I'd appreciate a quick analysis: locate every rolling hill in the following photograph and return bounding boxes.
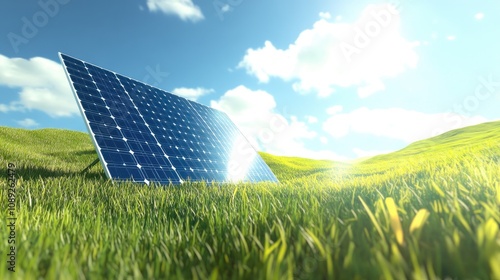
[364,120,500,163]
[2,120,498,182]
[0,121,499,279]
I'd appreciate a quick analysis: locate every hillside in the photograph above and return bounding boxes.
[0,122,499,279]
[263,121,500,181]
[0,126,103,180]
[364,120,500,163]
[1,121,499,182]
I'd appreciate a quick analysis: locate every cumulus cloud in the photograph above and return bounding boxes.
[319,12,331,20]
[171,87,213,101]
[306,116,318,123]
[17,118,39,127]
[323,107,488,143]
[238,4,419,98]
[0,54,78,117]
[326,105,343,115]
[146,0,204,22]
[211,85,343,160]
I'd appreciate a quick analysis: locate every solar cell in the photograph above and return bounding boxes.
[59,53,278,185]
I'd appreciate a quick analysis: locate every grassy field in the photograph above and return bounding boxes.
[0,121,500,279]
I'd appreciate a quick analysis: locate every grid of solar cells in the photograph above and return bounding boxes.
[60,53,278,184]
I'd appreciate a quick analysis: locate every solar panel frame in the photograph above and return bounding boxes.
[59,53,278,185]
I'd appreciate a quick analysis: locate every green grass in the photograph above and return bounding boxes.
[0,122,499,279]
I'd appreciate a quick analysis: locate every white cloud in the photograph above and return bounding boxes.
[447,35,456,41]
[475,12,484,20]
[306,115,318,123]
[17,118,39,127]
[358,79,385,98]
[171,87,213,101]
[326,105,343,115]
[221,4,231,13]
[0,54,78,117]
[319,12,331,20]
[0,102,24,113]
[295,149,345,161]
[210,85,344,160]
[335,15,343,21]
[323,107,488,143]
[352,148,389,158]
[238,4,419,98]
[146,0,204,22]
[320,136,328,144]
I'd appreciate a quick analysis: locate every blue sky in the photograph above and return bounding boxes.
[1,0,500,160]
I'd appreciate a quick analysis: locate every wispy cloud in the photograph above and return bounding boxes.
[475,12,484,21]
[17,118,39,127]
[0,102,24,113]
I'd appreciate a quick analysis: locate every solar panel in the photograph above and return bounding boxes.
[59,53,278,185]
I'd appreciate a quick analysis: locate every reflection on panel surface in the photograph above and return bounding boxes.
[60,53,278,185]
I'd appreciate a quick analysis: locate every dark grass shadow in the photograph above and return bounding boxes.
[73,150,98,156]
[13,165,106,181]
[45,149,98,159]
[17,149,105,181]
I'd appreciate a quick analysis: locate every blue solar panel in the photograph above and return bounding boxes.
[59,53,278,185]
